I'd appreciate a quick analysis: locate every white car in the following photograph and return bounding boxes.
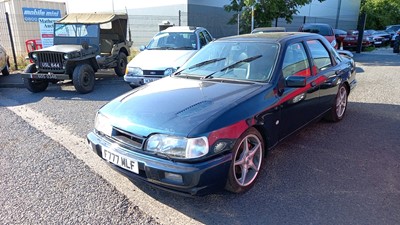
[124,26,213,88]
[0,44,10,76]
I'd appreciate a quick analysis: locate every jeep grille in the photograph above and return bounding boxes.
[36,52,64,72]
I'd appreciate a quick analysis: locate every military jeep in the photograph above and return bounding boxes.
[21,13,132,94]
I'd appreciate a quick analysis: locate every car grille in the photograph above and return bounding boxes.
[112,127,145,150]
[36,52,64,72]
[143,70,164,76]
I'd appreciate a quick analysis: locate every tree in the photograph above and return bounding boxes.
[360,0,400,29]
[224,0,325,34]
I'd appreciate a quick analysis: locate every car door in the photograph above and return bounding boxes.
[305,39,341,114]
[278,41,321,140]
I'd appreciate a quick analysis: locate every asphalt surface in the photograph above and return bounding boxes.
[0,48,399,224]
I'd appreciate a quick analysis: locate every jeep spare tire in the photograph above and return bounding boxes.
[73,64,95,94]
[114,52,127,77]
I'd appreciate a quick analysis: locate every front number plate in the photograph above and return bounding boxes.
[143,78,158,84]
[102,148,139,174]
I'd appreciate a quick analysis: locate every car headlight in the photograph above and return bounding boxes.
[63,53,69,60]
[125,67,143,76]
[145,134,208,159]
[94,112,113,136]
[31,53,37,60]
[164,67,176,76]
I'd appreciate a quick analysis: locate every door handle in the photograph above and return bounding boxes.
[310,81,317,87]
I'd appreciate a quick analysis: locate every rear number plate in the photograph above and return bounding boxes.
[102,148,139,174]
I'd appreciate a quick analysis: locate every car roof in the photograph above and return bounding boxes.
[163,26,203,33]
[251,27,286,33]
[216,32,322,43]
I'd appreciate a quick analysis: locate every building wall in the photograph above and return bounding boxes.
[0,0,66,59]
[187,3,236,38]
[283,0,361,31]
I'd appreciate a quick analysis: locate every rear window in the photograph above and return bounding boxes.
[301,24,334,36]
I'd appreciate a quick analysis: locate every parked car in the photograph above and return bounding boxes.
[124,26,213,88]
[385,24,400,38]
[0,44,10,76]
[343,30,374,49]
[87,32,357,195]
[21,13,132,94]
[298,23,337,48]
[370,30,391,45]
[333,29,347,48]
[390,28,400,47]
[251,27,286,33]
[364,30,385,47]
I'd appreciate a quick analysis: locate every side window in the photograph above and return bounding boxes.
[282,43,310,78]
[199,32,207,48]
[306,40,332,72]
[203,31,213,43]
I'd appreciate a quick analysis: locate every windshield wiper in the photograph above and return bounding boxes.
[203,54,262,79]
[175,58,225,75]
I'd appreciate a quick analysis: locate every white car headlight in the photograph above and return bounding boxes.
[94,113,113,136]
[125,67,143,76]
[31,53,38,60]
[145,134,208,159]
[164,67,176,76]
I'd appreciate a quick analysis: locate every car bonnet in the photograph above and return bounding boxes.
[100,76,263,137]
[127,50,197,70]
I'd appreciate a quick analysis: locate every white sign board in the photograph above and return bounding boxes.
[39,18,60,48]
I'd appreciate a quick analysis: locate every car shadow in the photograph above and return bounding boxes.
[0,75,132,107]
[127,101,400,225]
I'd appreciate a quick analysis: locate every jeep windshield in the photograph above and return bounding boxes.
[147,32,197,50]
[55,24,99,37]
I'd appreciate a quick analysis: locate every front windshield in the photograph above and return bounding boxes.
[176,41,279,82]
[55,24,99,37]
[147,32,197,50]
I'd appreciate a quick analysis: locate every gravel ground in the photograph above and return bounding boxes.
[0,107,160,225]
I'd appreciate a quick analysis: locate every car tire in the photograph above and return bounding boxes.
[324,84,348,122]
[23,64,49,93]
[73,64,95,94]
[225,127,264,194]
[1,66,9,76]
[114,52,127,77]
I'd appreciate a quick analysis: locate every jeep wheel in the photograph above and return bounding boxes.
[73,64,95,94]
[114,52,127,77]
[23,64,48,93]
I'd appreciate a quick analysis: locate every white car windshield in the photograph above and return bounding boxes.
[147,32,197,50]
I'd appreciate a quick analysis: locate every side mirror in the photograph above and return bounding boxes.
[285,76,306,87]
[139,45,146,51]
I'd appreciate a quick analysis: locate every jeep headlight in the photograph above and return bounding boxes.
[94,112,113,137]
[164,67,176,76]
[63,53,69,60]
[125,67,143,76]
[145,134,208,159]
[31,53,38,60]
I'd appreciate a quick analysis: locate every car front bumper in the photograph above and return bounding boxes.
[87,131,232,196]
[124,75,161,87]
